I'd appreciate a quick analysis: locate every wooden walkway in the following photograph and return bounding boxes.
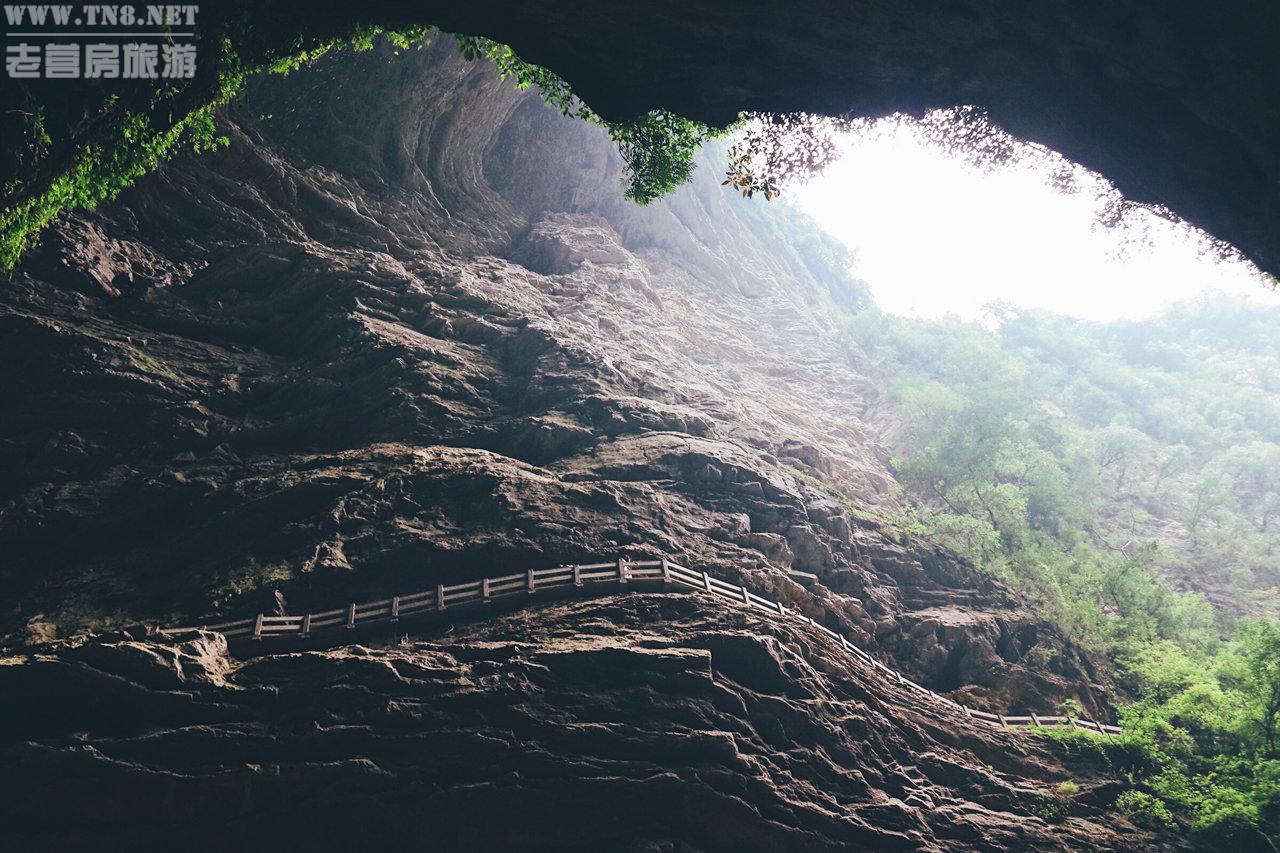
[161,557,1122,736]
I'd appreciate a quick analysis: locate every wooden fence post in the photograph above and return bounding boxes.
[301,613,312,638]
[252,613,264,640]
[437,584,446,611]
[740,585,751,606]
[390,596,400,620]
[618,558,629,584]
[776,600,786,617]
[998,714,1009,729]
[573,564,582,587]
[482,577,491,604]
[527,569,536,593]
[1031,713,1041,727]
[702,571,713,593]
[661,558,670,585]
[346,603,356,628]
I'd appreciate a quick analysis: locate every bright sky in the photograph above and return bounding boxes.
[788,117,1279,322]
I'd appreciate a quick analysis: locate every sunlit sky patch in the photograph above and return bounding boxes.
[786,115,1279,322]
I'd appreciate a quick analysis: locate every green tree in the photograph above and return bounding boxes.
[1240,621,1280,757]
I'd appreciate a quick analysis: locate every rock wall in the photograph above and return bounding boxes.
[0,36,1184,853]
[1,39,1110,716]
[1,596,1175,850]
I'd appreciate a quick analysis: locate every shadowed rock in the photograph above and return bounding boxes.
[0,596,1176,850]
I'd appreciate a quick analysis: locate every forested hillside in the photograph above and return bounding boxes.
[849,293,1280,844]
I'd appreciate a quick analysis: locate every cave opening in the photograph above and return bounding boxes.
[3,11,1280,851]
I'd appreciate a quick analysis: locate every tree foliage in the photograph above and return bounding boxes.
[722,113,849,199]
[1,25,433,272]
[851,295,1280,846]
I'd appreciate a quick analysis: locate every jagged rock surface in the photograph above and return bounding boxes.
[1,41,1107,716]
[1,595,1174,850]
[0,41,1169,850]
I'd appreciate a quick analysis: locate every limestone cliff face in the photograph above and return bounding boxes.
[0,41,1159,849]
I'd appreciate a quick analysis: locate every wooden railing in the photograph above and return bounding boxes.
[160,557,1122,736]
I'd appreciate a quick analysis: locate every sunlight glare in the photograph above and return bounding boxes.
[788,117,1277,321]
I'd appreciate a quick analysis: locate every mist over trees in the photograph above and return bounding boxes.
[853,295,1280,623]
[849,293,1280,844]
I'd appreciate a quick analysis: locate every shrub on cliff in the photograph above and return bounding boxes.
[456,35,722,204]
